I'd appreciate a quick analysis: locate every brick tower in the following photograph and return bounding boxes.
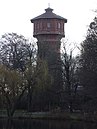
[31,7,67,92]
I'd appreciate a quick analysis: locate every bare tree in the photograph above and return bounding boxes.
[0,33,37,113]
[0,33,32,71]
[61,41,79,112]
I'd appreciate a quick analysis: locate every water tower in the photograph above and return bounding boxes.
[31,7,67,91]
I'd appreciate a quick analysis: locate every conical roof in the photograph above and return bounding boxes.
[31,7,67,23]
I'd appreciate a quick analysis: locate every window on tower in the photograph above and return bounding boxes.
[37,23,39,30]
[47,23,50,28]
[58,23,61,29]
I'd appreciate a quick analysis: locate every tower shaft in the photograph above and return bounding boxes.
[31,7,67,92]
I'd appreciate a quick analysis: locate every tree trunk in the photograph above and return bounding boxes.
[27,81,32,112]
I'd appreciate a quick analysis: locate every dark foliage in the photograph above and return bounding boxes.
[79,17,97,112]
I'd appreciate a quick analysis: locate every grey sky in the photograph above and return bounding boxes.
[0,0,97,43]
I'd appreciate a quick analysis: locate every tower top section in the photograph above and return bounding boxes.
[31,7,67,37]
[31,7,67,23]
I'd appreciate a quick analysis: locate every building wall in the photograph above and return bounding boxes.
[33,19,65,37]
[32,18,65,92]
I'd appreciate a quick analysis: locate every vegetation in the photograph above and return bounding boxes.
[78,17,97,112]
[0,65,26,118]
[0,15,97,120]
[61,43,80,112]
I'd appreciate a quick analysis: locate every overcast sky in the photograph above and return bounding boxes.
[0,0,97,44]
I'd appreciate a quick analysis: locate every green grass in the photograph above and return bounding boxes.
[0,110,97,122]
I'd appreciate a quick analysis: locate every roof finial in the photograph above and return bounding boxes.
[48,3,50,8]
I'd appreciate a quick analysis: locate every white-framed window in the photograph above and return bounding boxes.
[58,23,61,29]
[47,23,50,28]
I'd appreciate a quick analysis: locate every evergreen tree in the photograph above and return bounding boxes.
[79,17,97,112]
